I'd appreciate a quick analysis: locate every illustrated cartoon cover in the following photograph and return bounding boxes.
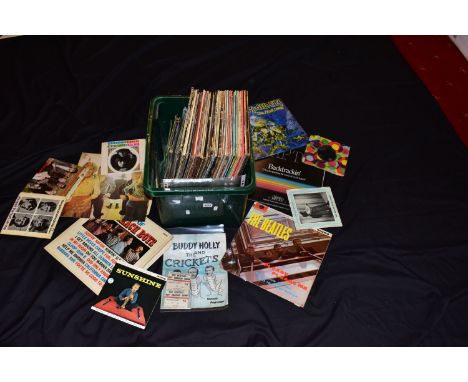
[250,148,325,214]
[249,99,308,160]
[44,217,173,294]
[160,233,228,311]
[221,202,332,308]
[91,261,166,329]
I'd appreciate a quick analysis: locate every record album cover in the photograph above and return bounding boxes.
[91,261,166,329]
[44,217,173,294]
[249,99,308,160]
[160,233,228,311]
[222,202,332,308]
[101,139,146,175]
[250,148,325,214]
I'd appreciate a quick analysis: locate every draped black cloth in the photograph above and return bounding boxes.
[1,36,467,346]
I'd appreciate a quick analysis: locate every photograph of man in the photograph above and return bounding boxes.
[292,238,314,257]
[103,228,125,247]
[94,221,116,242]
[26,180,56,195]
[203,265,223,296]
[28,216,51,232]
[300,201,332,219]
[188,267,202,297]
[116,283,140,310]
[123,245,144,265]
[18,198,37,212]
[121,172,147,221]
[109,235,133,256]
[38,201,57,214]
[8,214,31,231]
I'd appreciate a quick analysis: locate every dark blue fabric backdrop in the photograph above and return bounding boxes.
[1,36,467,346]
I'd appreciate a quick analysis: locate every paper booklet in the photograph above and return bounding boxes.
[221,202,332,308]
[160,233,228,311]
[1,193,65,239]
[91,261,166,329]
[62,152,151,221]
[44,218,173,294]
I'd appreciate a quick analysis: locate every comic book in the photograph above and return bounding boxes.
[221,202,332,308]
[91,261,166,329]
[44,217,173,294]
[160,233,228,311]
[249,99,308,160]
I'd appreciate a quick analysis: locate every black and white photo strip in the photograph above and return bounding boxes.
[101,139,145,175]
[286,187,342,229]
[1,193,65,239]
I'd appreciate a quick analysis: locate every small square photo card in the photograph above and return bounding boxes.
[286,187,342,229]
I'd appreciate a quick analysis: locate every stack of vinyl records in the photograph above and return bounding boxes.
[163,88,250,181]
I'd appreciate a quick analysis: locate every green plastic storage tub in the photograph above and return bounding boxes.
[144,96,256,227]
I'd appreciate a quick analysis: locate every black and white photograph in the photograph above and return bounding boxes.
[1,193,65,239]
[287,187,342,229]
[28,215,52,233]
[108,147,139,173]
[37,200,58,215]
[7,213,33,232]
[101,139,145,175]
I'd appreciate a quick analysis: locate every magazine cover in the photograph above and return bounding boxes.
[1,193,65,239]
[23,158,86,198]
[101,139,146,175]
[62,152,101,218]
[91,261,166,329]
[44,217,173,294]
[249,99,308,160]
[250,148,325,214]
[160,233,228,311]
[221,202,332,308]
[64,152,151,221]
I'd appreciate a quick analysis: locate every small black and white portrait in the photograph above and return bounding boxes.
[287,187,342,229]
[17,198,38,213]
[108,148,138,173]
[8,213,32,231]
[28,216,52,233]
[38,200,58,214]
